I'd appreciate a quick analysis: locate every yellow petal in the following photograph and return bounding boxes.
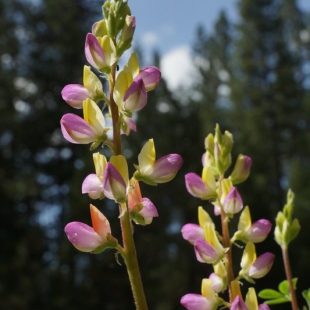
[83,65,103,96]
[124,52,140,78]
[99,35,117,67]
[93,152,107,181]
[220,178,233,204]
[201,166,216,193]
[114,70,133,108]
[201,279,217,304]
[245,288,259,310]
[138,139,156,173]
[83,98,105,136]
[198,206,214,228]
[110,155,129,185]
[238,206,252,231]
[204,223,224,255]
[240,242,256,270]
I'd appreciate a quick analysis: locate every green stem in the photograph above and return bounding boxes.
[220,211,235,302]
[120,204,148,310]
[218,177,238,302]
[108,63,148,309]
[282,246,299,310]
[109,64,121,156]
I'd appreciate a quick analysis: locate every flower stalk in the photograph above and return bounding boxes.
[282,246,298,310]
[120,203,148,310]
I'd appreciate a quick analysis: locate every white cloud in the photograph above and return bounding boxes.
[160,45,197,91]
[141,31,159,47]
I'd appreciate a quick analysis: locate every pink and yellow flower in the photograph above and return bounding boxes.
[64,204,115,253]
[133,139,183,185]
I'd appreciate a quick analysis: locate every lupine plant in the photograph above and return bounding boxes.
[58,1,309,309]
[181,126,310,310]
[60,1,182,309]
[181,124,274,310]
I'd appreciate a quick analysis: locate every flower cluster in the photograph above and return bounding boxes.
[181,124,273,310]
[60,0,183,262]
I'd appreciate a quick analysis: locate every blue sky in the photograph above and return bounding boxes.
[130,0,237,57]
[128,0,310,91]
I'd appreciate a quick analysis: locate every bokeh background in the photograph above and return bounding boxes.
[1,0,310,309]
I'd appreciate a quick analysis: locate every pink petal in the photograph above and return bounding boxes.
[181,224,205,243]
[231,296,248,310]
[249,253,275,278]
[139,66,161,91]
[64,222,103,252]
[85,33,106,70]
[223,186,243,214]
[185,173,208,199]
[139,197,158,224]
[209,273,224,293]
[60,113,97,144]
[248,219,272,242]
[150,154,183,183]
[194,239,218,264]
[61,84,90,109]
[82,174,103,199]
[180,294,210,310]
[123,76,147,112]
[103,163,127,202]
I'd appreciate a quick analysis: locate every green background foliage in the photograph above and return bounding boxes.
[0,0,309,309]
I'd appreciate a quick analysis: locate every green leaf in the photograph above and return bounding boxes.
[259,289,284,299]
[278,278,298,295]
[279,280,290,295]
[302,288,310,309]
[264,297,291,305]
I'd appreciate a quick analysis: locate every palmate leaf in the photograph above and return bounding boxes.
[278,278,298,295]
[302,288,310,309]
[259,289,284,299]
[264,297,291,305]
[259,278,299,305]
[259,288,290,305]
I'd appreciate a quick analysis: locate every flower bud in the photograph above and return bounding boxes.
[117,15,136,55]
[230,154,252,185]
[275,189,300,247]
